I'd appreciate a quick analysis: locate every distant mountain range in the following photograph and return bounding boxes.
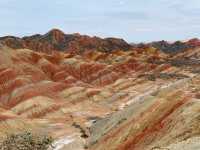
[0,29,131,54]
[1,29,200,54]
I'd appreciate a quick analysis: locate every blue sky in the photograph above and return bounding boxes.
[0,0,200,42]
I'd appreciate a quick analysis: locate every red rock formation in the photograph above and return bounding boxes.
[0,33,200,150]
[0,29,132,54]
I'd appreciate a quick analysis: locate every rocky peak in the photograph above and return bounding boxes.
[43,28,66,43]
[187,38,200,47]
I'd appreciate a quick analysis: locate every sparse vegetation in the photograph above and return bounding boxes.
[72,123,89,138]
[0,131,54,150]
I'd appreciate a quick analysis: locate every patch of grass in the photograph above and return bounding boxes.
[0,131,53,150]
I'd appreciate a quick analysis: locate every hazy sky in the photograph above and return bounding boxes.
[0,0,200,42]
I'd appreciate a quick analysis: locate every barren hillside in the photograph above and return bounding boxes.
[0,30,200,150]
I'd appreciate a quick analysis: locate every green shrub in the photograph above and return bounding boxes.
[0,131,53,150]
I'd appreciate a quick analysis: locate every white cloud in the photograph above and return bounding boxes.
[119,1,125,5]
